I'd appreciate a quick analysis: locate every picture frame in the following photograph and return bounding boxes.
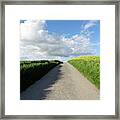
[0,0,119,119]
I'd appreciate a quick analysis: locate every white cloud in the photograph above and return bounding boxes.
[83,20,97,30]
[20,20,97,61]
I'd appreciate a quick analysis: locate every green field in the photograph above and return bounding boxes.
[68,56,100,89]
[20,60,62,92]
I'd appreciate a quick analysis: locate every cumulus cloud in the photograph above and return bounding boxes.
[20,20,98,61]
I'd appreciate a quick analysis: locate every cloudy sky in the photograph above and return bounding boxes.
[20,20,100,61]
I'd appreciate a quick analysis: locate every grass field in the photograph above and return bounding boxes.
[20,60,62,92]
[68,56,100,89]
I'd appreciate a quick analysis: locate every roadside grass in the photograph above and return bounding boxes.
[20,60,62,92]
[68,56,100,89]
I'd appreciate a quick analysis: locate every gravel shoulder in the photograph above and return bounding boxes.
[21,62,99,100]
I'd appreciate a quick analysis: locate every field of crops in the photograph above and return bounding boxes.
[20,60,62,92]
[68,56,100,89]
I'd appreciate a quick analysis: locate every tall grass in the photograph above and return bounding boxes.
[68,56,100,89]
[20,60,62,92]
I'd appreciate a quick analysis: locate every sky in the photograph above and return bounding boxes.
[20,20,100,61]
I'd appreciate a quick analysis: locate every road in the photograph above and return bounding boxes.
[21,62,99,100]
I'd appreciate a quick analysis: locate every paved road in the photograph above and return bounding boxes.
[21,62,99,100]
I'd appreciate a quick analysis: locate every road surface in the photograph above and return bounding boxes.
[21,62,99,100]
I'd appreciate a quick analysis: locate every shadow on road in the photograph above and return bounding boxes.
[20,64,63,100]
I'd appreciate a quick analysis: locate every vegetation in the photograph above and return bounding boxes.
[20,60,62,92]
[68,56,100,89]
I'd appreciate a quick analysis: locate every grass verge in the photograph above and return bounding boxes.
[68,56,100,89]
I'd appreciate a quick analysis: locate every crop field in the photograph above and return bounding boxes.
[20,60,62,92]
[68,56,100,89]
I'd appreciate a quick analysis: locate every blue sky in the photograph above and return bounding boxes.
[20,20,100,61]
[46,20,100,55]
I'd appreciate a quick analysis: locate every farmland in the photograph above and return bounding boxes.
[20,60,63,92]
[68,56,100,89]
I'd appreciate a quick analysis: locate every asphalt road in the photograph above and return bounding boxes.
[21,62,99,100]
